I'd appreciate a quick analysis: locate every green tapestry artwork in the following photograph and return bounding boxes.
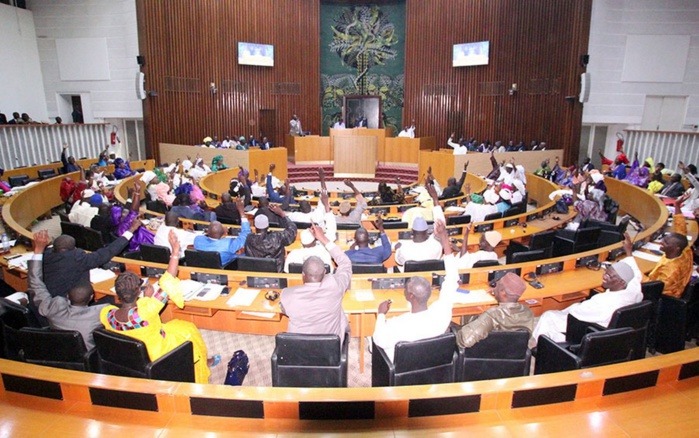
[320,1,406,135]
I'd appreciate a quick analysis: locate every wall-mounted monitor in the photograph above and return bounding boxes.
[238,42,274,67]
[453,41,490,67]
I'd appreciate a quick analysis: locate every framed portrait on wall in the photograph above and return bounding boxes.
[343,96,382,129]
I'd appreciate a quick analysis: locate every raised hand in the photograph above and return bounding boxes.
[33,230,51,254]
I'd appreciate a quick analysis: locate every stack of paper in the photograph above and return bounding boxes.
[226,288,261,307]
[90,268,117,284]
[7,254,32,271]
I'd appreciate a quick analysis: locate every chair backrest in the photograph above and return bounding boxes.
[446,215,471,226]
[403,259,445,273]
[578,327,636,368]
[472,259,500,268]
[382,221,409,230]
[8,175,29,187]
[336,222,360,230]
[184,249,223,269]
[272,332,348,387]
[82,227,105,251]
[237,256,278,273]
[146,200,168,214]
[141,244,172,264]
[288,263,330,274]
[38,168,57,180]
[597,230,623,247]
[608,300,654,330]
[642,281,665,302]
[574,227,602,250]
[391,332,457,386]
[351,263,386,274]
[529,230,556,250]
[0,298,42,360]
[503,203,526,218]
[92,328,152,378]
[18,327,91,371]
[483,211,503,221]
[457,330,531,382]
[509,248,547,264]
[60,221,87,249]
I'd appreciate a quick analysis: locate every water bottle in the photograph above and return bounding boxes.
[2,233,9,253]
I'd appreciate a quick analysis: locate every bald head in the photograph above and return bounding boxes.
[207,221,225,239]
[53,235,75,252]
[221,192,232,203]
[164,211,179,227]
[302,256,326,283]
[405,276,432,309]
[68,282,94,306]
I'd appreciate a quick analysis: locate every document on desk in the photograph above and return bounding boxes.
[226,288,260,307]
[90,268,117,284]
[7,253,32,271]
[354,290,375,302]
[452,289,494,304]
[642,242,662,252]
[180,280,225,301]
[633,250,662,263]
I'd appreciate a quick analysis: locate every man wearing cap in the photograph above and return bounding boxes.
[373,219,459,362]
[394,184,446,271]
[68,189,100,226]
[193,201,250,266]
[284,229,334,273]
[345,216,392,265]
[456,225,501,269]
[531,254,642,346]
[456,272,533,348]
[280,224,351,340]
[336,179,368,225]
[245,204,297,272]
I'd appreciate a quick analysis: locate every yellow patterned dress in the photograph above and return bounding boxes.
[100,272,210,383]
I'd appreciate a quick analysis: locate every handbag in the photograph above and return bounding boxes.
[223,350,249,386]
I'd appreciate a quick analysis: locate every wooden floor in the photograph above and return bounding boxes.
[1,376,697,436]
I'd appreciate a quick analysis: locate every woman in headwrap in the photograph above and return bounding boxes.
[624,152,652,188]
[113,158,135,179]
[211,155,227,172]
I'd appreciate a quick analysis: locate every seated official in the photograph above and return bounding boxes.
[284,229,334,273]
[456,225,501,269]
[455,273,533,348]
[372,219,458,362]
[30,231,106,350]
[43,220,141,298]
[113,157,136,179]
[154,211,197,258]
[646,197,693,297]
[100,231,219,384]
[532,248,642,346]
[280,224,352,340]
[193,201,250,266]
[394,184,445,271]
[245,204,297,272]
[345,216,391,265]
[657,173,685,199]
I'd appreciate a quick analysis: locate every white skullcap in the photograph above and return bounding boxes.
[181,159,193,170]
[610,261,634,284]
[82,189,95,198]
[300,229,315,246]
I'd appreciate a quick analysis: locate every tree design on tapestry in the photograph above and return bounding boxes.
[329,5,398,92]
[322,4,404,133]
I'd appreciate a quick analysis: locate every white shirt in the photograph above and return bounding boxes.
[332,122,346,129]
[284,243,334,273]
[398,129,411,138]
[448,138,467,155]
[372,254,460,362]
[153,225,198,258]
[69,201,98,227]
[456,250,498,269]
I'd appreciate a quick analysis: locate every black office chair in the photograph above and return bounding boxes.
[534,327,636,375]
[403,259,445,273]
[446,215,471,226]
[37,168,57,180]
[483,211,503,222]
[351,263,386,274]
[641,281,664,353]
[146,200,168,214]
[60,221,87,250]
[503,202,526,218]
[382,221,409,230]
[336,223,361,230]
[566,300,654,360]
[0,298,43,360]
[18,327,98,372]
[292,221,312,229]
[8,175,29,187]
[92,328,195,382]
[140,244,172,264]
[288,263,330,274]
[552,226,602,257]
[450,328,532,381]
[237,256,278,273]
[372,332,458,387]
[184,249,237,270]
[271,332,349,387]
[655,280,699,353]
[505,229,556,263]
[508,248,548,265]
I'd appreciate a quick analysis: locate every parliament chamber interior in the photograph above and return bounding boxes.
[0,0,698,435]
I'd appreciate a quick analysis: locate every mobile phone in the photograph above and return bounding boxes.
[221,287,230,295]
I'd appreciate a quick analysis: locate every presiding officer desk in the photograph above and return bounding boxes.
[1,155,698,431]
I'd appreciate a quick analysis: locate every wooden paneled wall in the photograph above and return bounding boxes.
[136,0,321,162]
[137,0,591,165]
[404,0,592,165]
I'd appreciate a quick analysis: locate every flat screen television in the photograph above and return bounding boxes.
[238,42,274,67]
[453,41,490,67]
